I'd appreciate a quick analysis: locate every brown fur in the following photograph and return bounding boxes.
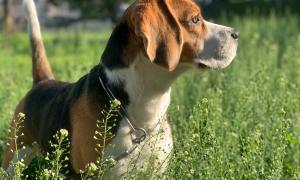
[112,0,207,70]
[30,37,55,84]
[70,92,114,172]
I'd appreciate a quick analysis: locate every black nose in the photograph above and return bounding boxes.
[231,30,239,40]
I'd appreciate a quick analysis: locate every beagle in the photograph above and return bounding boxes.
[2,0,238,179]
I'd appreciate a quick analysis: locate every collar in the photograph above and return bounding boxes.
[98,75,148,143]
[98,73,161,161]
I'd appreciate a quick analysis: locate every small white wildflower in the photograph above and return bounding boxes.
[192,133,199,138]
[43,169,50,176]
[89,163,98,172]
[281,108,286,115]
[17,161,25,167]
[59,129,69,137]
[111,99,121,108]
[202,98,208,103]
[18,113,25,118]
[106,157,116,166]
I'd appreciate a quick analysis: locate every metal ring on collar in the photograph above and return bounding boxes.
[132,128,148,144]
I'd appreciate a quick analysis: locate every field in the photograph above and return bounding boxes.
[0,14,300,179]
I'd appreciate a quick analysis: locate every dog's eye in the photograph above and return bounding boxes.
[191,16,201,24]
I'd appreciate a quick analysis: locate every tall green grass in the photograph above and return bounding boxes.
[168,14,300,179]
[0,13,300,179]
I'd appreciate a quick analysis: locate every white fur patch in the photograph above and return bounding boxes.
[23,0,42,38]
[196,21,238,69]
[102,55,188,179]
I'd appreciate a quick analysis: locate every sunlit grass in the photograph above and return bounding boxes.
[0,14,299,179]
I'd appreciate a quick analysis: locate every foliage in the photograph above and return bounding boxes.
[64,0,134,21]
[0,12,300,179]
[167,13,300,179]
[202,0,300,18]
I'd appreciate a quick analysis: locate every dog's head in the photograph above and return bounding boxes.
[121,0,238,71]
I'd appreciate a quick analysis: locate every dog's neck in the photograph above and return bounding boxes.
[102,54,189,130]
[98,21,191,130]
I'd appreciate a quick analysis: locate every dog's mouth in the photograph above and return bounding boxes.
[194,43,238,70]
[197,62,211,69]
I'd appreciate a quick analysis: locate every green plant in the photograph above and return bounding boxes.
[0,12,300,179]
[81,99,120,179]
[7,113,27,180]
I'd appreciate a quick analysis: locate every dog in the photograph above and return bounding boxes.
[2,0,238,178]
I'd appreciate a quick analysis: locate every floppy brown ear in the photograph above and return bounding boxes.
[133,0,183,71]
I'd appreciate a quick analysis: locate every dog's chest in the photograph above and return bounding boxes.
[102,60,176,179]
[102,91,173,179]
[104,117,173,179]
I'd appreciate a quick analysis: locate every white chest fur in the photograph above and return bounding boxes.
[105,117,173,179]
[102,55,184,179]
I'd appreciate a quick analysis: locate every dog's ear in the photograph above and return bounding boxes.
[133,0,183,71]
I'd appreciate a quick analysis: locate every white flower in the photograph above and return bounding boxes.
[18,113,25,118]
[111,99,121,108]
[59,129,69,138]
[89,163,98,172]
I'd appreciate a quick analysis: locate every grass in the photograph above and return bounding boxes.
[0,13,300,179]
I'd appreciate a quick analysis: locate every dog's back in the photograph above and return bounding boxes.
[24,81,75,151]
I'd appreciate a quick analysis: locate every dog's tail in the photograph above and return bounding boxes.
[23,0,55,85]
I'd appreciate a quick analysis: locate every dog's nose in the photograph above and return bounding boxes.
[231,30,239,40]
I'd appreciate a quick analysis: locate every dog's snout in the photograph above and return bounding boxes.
[231,29,239,40]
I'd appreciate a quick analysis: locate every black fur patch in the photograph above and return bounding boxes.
[101,22,130,69]
[24,77,86,152]
[88,65,129,134]
[24,65,129,153]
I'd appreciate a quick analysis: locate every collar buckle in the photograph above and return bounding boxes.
[131,128,148,144]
